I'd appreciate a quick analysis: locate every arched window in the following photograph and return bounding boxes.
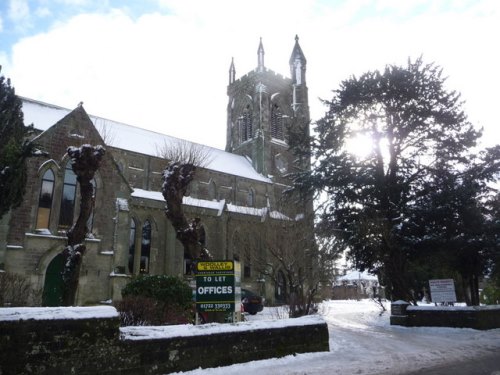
[275,270,287,303]
[36,169,55,230]
[58,163,77,229]
[128,218,136,274]
[86,178,97,233]
[247,189,254,207]
[208,180,217,201]
[140,220,152,274]
[240,105,253,142]
[271,104,284,140]
[244,249,251,279]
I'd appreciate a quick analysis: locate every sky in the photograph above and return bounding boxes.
[1,0,499,150]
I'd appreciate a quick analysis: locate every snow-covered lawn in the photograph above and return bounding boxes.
[172,299,500,375]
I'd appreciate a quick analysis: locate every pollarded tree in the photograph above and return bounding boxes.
[61,144,105,306]
[291,57,492,302]
[160,140,212,265]
[0,67,37,219]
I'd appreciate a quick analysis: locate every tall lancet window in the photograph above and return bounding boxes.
[128,218,136,274]
[140,220,152,274]
[58,162,77,229]
[86,178,97,232]
[271,104,285,141]
[36,169,55,230]
[240,105,253,142]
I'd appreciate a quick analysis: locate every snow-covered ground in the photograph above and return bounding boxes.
[172,299,500,375]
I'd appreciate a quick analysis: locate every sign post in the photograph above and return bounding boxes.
[429,279,457,305]
[195,260,239,314]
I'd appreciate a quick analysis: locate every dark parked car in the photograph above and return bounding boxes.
[241,288,264,315]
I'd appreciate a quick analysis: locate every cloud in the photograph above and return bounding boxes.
[8,0,30,21]
[4,0,500,150]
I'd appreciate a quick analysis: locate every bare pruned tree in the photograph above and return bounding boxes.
[156,138,213,168]
[160,139,213,269]
[94,118,117,147]
[61,144,105,306]
[254,213,337,317]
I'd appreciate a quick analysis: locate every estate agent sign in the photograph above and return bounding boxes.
[195,260,241,313]
[429,279,457,304]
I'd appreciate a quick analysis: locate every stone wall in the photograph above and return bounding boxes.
[0,306,329,375]
[390,302,500,330]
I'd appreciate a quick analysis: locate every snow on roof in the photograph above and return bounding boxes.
[116,198,129,212]
[270,210,291,220]
[21,97,271,183]
[338,270,378,282]
[0,306,118,321]
[132,188,225,213]
[226,203,267,217]
[132,189,293,220]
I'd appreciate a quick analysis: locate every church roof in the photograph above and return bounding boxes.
[21,97,271,183]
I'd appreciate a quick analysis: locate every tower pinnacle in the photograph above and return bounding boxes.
[257,37,265,72]
[289,34,307,85]
[229,57,236,84]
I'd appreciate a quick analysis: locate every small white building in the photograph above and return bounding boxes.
[333,270,380,299]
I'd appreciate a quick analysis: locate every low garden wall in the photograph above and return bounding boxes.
[0,306,329,375]
[390,301,500,330]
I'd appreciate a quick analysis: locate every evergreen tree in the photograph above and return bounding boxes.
[406,147,500,305]
[0,67,35,219]
[291,57,498,302]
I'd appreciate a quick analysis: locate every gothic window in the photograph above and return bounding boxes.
[240,105,253,142]
[86,179,97,233]
[140,220,152,274]
[36,169,55,230]
[244,250,251,279]
[198,221,206,248]
[208,180,217,201]
[247,189,254,207]
[275,270,287,303]
[58,162,77,229]
[128,219,136,273]
[271,104,284,141]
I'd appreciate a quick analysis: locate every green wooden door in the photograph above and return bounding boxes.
[42,253,64,306]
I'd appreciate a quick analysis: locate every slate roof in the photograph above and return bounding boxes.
[21,97,271,183]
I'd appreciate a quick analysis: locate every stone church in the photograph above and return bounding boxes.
[0,36,312,306]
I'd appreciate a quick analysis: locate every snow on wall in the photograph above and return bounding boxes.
[0,306,118,321]
[121,315,326,340]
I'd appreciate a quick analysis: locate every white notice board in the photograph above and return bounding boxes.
[429,279,457,303]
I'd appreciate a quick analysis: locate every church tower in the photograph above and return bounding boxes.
[226,36,309,184]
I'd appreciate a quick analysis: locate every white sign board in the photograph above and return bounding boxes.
[429,279,457,303]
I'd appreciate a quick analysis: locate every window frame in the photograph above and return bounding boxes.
[35,169,56,231]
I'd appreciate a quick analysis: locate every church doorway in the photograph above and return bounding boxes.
[42,253,64,306]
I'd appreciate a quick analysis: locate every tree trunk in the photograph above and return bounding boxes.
[162,162,208,262]
[61,145,105,306]
[385,253,415,304]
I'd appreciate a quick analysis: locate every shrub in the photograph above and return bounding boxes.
[116,295,192,326]
[0,271,42,306]
[117,275,193,326]
[480,285,500,305]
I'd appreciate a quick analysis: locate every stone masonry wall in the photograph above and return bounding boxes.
[390,303,500,330]
[0,307,329,375]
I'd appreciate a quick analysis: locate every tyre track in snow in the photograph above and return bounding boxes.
[323,300,500,374]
